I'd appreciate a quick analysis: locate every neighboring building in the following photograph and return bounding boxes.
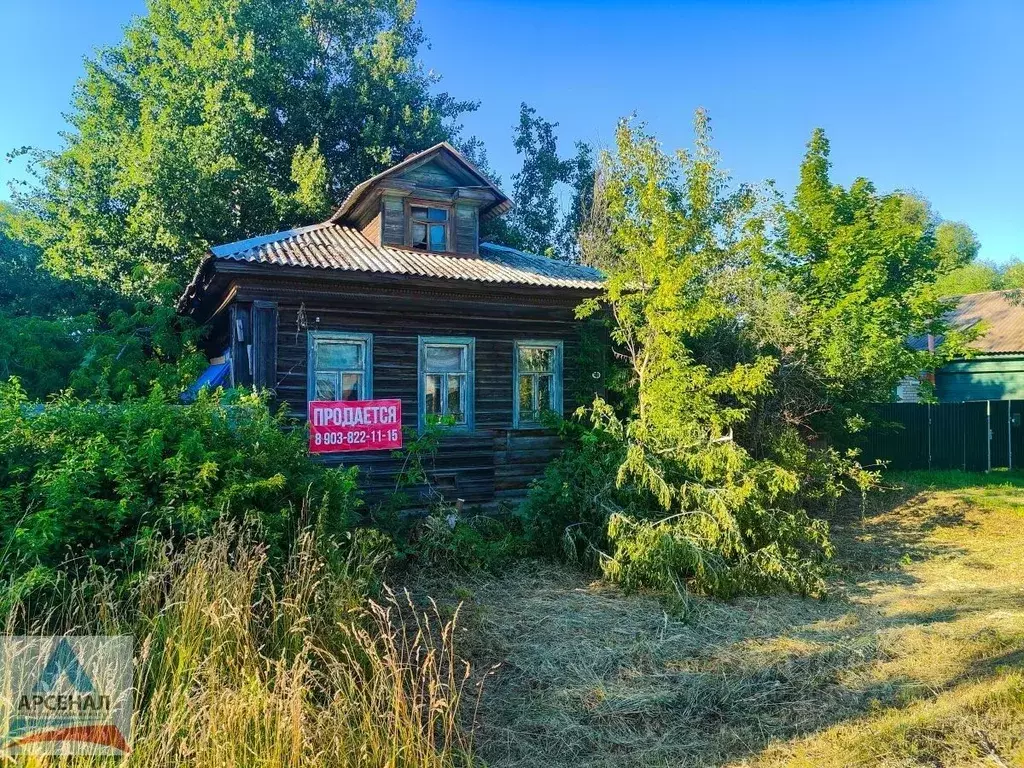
[178,143,604,507]
[894,375,923,403]
[901,290,1024,403]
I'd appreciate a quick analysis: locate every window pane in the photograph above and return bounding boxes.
[424,374,442,415]
[315,372,338,400]
[412,222,427,249]
[428,208,448,221]
[425,344,465,372]
[518,346,553,373]
[429,223,446,251]
[411,206,428,219]
[319,341,362,370]
[341,373,361,401]
[519,375,534,417]
[447,375,464,423]
[538,375,552,413]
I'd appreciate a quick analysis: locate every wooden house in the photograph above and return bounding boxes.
[178,143,604,507]
[900,290,1024,402]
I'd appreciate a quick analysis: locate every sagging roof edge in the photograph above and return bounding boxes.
[178,254,604,319]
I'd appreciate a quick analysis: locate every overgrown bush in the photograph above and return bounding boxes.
[520,409,835,599]
[414,509,527,574]
[0,379,362,595]
[521,114,851,599]
[367,418,527,575]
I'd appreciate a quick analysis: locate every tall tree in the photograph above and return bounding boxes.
[931,261,1001,297]
[505,104,571,255]
[15,0,476,299]
[526,113,981,597]
[558,111,833,597]
[0,202,204,401]
[732,128,980,461]
[557,141,596,263]
[483,103,593,260]
[931,257,1024,297]
[780,128,978,407]
[0,203,67,317]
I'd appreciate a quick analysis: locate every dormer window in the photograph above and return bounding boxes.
[410,206,448,252]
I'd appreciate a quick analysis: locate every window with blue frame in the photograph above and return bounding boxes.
[410,205,449,252]
[308,331,373,402]
[419,336,474,431]
[514,340,563,427]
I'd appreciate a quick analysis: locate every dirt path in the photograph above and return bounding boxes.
[424,473,1024,767]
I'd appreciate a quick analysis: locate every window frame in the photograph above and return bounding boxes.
[513,340,563,428]
[418,335,475,433]
[307,331,374,403]
[406,201,452,253]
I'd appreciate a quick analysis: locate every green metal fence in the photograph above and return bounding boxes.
[862,401,1024,472]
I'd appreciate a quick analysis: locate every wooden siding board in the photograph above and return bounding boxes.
[398,160,461,189]
[269,286,583,504]
[455,203,478,255]
[382,197,405,246]
[936,355,1024,401]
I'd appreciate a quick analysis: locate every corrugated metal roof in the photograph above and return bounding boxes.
[206,222,604,291]
[911,290,1024,355]
[949,290,1024,354]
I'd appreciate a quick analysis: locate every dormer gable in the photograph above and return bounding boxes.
[331,142,511,257]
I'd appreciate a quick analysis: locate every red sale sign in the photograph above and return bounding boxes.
[308,399,403,453]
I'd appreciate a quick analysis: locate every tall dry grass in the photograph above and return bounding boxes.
[4,527,476,767]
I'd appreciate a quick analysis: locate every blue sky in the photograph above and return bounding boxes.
[1,0,1021,261]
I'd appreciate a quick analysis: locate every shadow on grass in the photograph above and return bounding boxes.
[435,472,1024,768]
[822,484,969,596]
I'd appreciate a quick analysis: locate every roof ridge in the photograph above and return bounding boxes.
[956,287,1024,299]
[328,143,511,224]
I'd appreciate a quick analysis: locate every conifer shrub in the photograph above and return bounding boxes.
[520,114,853,600]
[520,409,835,599]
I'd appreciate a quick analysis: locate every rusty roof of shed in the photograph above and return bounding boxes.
[911,290,1024,356]
[194,221,603,291]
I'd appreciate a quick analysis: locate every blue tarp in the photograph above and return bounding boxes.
[181,355,231,403]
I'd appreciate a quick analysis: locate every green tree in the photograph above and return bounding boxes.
[930,256,1024,296]
[1001,259,1024,289]
[557,141,596,263]
[482,103,593,260]
[775,128,978,412]
[0,202,204,401]
[526,114,981,598]
[932,261,1001,296]
[506,104,571,255]
[526,112,833,598]
[0,203,95,395]
[16,0,476,298]
[0,203,96,318]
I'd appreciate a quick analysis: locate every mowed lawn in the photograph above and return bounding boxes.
[423,472,1024,767]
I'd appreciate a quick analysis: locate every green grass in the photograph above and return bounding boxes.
[11,473,1021,766]
[889,468,1024,490]
[417,473,1024,767]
